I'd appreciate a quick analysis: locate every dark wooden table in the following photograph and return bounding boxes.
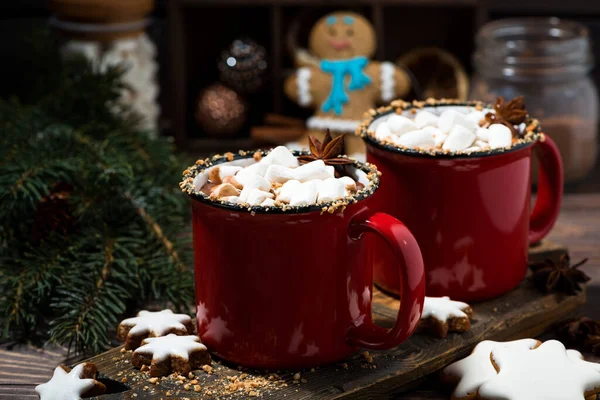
[2,193,599,400]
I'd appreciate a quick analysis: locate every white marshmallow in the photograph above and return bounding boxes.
[474,140,490,149]
[317,178,347,203]
[193,173,208,190]
[289,181,319,206]
[442,125,476,152]
[294,160,335,182]
[261,198,276,207]
[325,165,335,177]
[235,163,268,186]
[394,129,436,149]
[221,196,241,204]
[419,126,446,148]
[259,146,299,168]
[209,165,242,183]
[246,189,274,206]
[464,146,482,152]
[437,110,477,133]
[375,121,393,141]
[238,174,271,202]
[339,176,356,191]
[488,124,513,149]
[433,132,448,148]
[475,127,490,142]
[387,115,418,136]
[264,164,296,184]
[276,180,302,203]
[466,110,486,126]
[414,110,439,128]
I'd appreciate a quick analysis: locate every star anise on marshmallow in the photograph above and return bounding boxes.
[485,96,528,137]
[298,130,354,178]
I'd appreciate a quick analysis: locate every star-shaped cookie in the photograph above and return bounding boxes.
[479,340,600,400]
[35,362,106,400]
[132,334,211,377]
[443,339,540,400]
[418,296,473,338]
[117,309,194,349]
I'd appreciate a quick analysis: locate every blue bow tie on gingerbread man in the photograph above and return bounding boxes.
[320,56,372,115]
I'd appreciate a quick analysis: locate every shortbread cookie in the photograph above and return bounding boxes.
[117,309,194,350]
[35,362,106,400]
[132,334,211,377]
[418,296,473,338]
[479,340,600,400]
[443,339,540,400]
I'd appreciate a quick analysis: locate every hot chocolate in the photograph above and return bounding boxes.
[180,146,379,213]
[361,98,542,156]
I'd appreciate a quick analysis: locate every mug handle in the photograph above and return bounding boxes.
[529,135,564,244]
[346,212,425,350]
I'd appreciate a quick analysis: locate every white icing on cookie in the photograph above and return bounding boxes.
[35,364,96,400]
[297,67,312,106]
[135,334,207,362]
[421,296,470,322]
[380,62,396,102]
[567,349,600,373]
[444,339,540,398]
[120,309,191,336]
[479,340,600,400]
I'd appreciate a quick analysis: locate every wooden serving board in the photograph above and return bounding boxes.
[84,242,585,399]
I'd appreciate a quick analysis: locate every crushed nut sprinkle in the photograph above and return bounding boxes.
[357,98,543,157]
[180,148,381,215]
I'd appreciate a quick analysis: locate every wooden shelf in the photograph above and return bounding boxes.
[167,0,485,150]
[178,0,477,6]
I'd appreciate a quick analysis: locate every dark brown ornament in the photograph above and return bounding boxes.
[33,182,76,242]
[218,38,267,94]
[529,254,590,295]
[195,84,247,137]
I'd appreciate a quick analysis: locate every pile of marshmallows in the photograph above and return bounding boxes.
[373,107,522,152]
[198,146,358,207]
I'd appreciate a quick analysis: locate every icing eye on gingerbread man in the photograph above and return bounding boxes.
[309,11,375,60]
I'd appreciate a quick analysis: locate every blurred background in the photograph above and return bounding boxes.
[2,0,599,190]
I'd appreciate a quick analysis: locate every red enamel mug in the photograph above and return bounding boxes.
[181,153,425,368]
[359,101,563,302]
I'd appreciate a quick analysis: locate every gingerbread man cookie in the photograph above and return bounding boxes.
[35,362,106,400]
[132,334,211,377]
[479,340,600,400]
[284,11,411,158]
[443,339,541,400]
[418,296,473,338]
[117,309,194,350]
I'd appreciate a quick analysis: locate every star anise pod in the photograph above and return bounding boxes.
[485,96,528,137]
[558,317,600,355]
[298,130,355,178]
[529,254,590,295]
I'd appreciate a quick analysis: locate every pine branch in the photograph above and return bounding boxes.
[126,192,189,274]
[0,31,195,354]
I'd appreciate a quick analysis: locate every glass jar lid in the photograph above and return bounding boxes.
[474,18,593,80]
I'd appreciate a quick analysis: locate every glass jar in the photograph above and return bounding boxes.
[49,0,159,136]
[471,18,598,182]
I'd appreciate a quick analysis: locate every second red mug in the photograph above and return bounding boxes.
[359,101,563,302]
[181,152,425,368]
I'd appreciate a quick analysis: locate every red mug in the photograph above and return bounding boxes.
[359,101,563,302]
[181,153,426,368]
